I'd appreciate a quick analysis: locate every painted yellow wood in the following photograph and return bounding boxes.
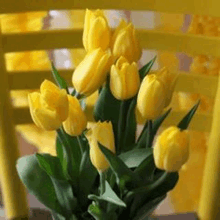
[3,29,220,57]
[8,69,218,98]
[2,29,83,53]
[0,24,29,219]
[198,75,220,220]
[0,0,220,17]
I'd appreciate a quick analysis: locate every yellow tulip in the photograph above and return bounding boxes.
[62,95,87,136]
[111,19,142,63]
[86,121,115,172]
[28,80,69,130]
[153,126,189,172]
[157,67,178,107]
[83,9,111,52]
[110,56,140,100]
[137,74,166,120]
[72,48,112,96]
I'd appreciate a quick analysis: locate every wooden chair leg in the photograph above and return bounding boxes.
[0,21,29,219]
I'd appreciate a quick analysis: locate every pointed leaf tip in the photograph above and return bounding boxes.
[51,62,69,93]
[139,56,157,80]
[178,100,200,130]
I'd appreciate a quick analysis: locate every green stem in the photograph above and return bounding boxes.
[99,172,106,195]
[77,136,84,155]
[117,101,127,154]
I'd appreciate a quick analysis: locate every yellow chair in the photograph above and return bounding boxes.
[1,1,220,219]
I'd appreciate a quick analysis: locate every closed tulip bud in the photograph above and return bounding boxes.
[110,56,140,100]
[62,95,87,136]
[83,9,111,52]
[28,80,68,130]
[153,126,190,172]
[72,48,113,96]
[111,19,142,63]
[157,67,178,107]
[86,121,115,172]
[137,74,166,120]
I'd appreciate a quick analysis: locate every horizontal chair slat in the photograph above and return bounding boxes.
[8,70,218,98]
[2,29,83,53]
[3,29,220,57]
[13,106,212,132]
[0,0,220,17]
[8,69,73,90]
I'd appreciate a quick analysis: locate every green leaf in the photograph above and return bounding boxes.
[145,120,153,148]
[56,136,64,165]
[178,100,200,130]
[152,108,172,135]
[126,171,178,218]
[35,154,77,217]
[98,143,142,190]
[36,153,65,180]
[51,62,69,92]
[88,202,105,220]
[88,202,117,220]
[93,78,121,144]
[136,120,153,149]
[51,212,66,220]
[133,194,166,220]
[123,98,137,151]
[119,148,153,168]
[139,56,156,80]
[56,135,70,181]
[52,212,78,220]
[57,128,82,183]
[137,109,171,149]
[16,154,63,215]
[50,177,77,218]
[134,154,155,183]
[117,100,130,153]
[88,181,126,207]
[79,150,98,207]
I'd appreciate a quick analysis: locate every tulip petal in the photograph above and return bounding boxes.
[87,121,115,172]
[62,95,87,136]
[72,48,103,95]
[28,92,44,129]
[137,75,166,120]
[34,107,61,130]
[83,9,92,50]
[85,50,111,95]
[88,17,110,51]
[111,19,128,48]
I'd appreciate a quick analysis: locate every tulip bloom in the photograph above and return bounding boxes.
[111,19,142,63]
[86,121,115,172]
[28,80,68,130]
[157,67,178,107]
[72,48,112,96]
[83,9,111,52]
[63,95,87,136]
[110,56,140,100]
[153,126,189,172]
[137,74,166,120]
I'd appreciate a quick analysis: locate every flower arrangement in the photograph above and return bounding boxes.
[16,9,199,220]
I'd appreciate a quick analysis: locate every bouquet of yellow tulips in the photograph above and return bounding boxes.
[16,9,199,220]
